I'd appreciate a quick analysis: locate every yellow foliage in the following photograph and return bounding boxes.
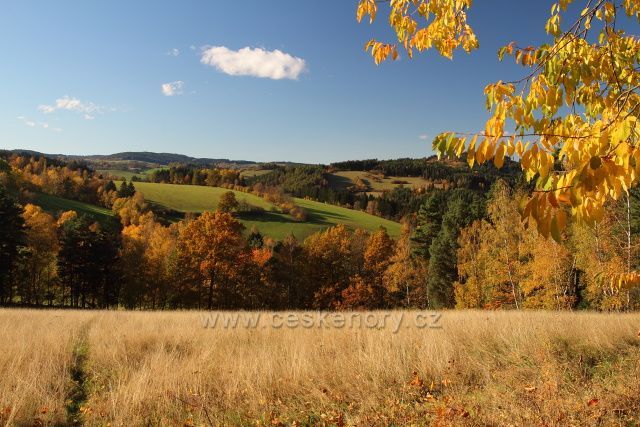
[361,1,640,290]
[357,0,477,63]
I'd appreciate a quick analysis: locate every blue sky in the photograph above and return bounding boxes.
[1,1,559,163]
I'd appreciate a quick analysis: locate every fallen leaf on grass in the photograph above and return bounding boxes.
[588,398,599,407]
[409,371,424,387]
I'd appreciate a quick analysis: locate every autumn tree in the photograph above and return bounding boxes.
[519,230,576,310]
[453,219,493,309]
[16,204,59,305]
[112,192,148,226]
[571,192,640,310]
[304,225,357,309]
[363,227,395,305]
[455,180,578,309]
[384,223,429,307]
[177,211,250,309]
[119,214,179,309]
[218,191,239,213]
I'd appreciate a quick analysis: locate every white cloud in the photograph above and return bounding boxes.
[166,48,180,56]
[200,46,306,80]
[17,116,36,127]
[38,96,107,117]
[84,114,95,120]
[17,116,60,132]
[37,104,55,114]
[161,80,185,96]
[419,134,430,140]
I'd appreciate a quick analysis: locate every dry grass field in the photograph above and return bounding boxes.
[1,310,639,426]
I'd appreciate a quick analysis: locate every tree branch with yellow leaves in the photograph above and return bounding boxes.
[357,0,640,288]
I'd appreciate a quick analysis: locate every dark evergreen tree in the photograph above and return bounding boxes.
[427,189,485,308]
[117,180,136,198]
[104,180,117,193]
[0,186,26,304]
[247,230,264,249]
[412,191,448,259]
[58,216,121,308]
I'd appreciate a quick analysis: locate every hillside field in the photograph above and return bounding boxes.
[328,171,431,194]
[32,193,114,223]
[97,167,167,181]
[2,309,639,426]
[129,181,401,240]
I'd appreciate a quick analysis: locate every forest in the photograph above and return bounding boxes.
[2,151,639,311]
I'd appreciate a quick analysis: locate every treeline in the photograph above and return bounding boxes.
[245,159,522,220]
[122,157,523,223]
[147,165,243,187]
[331,157,431,176]
[3,177,638,310]
[4,152,103,205]
[330,156,522,187]
[0,185,427,309]
[412,181,640,310]
[3,152,639,310]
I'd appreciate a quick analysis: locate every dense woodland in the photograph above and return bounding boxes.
[139,157,523,221]
[1,151,639,310]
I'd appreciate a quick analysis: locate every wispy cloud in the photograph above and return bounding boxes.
[200,46,306,80]
[418,134,430,141]
[17,116,61,132]
[17,116,36,127]
[166,48,180,56]
[161,80,185,96]
[38,96,110,119]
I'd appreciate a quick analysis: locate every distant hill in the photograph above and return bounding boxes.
[4,149,316,170]
[6,149,256,167]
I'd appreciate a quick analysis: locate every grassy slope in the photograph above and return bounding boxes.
[239,169,273,178]
[330,171,430,192]
[131,182,273,211]
[131,182,401,239]
[97,169,143,180]
[32,193,114,222]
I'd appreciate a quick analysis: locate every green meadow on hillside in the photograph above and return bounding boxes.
[130,182,273,211]
[32,193,115,223]
[97,169,143,180]
[130,182,401,240]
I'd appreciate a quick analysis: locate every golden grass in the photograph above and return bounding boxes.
[0,310,88,425]
[1,310,639,426]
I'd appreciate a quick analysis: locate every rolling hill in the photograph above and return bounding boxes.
[130,182,401,240]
